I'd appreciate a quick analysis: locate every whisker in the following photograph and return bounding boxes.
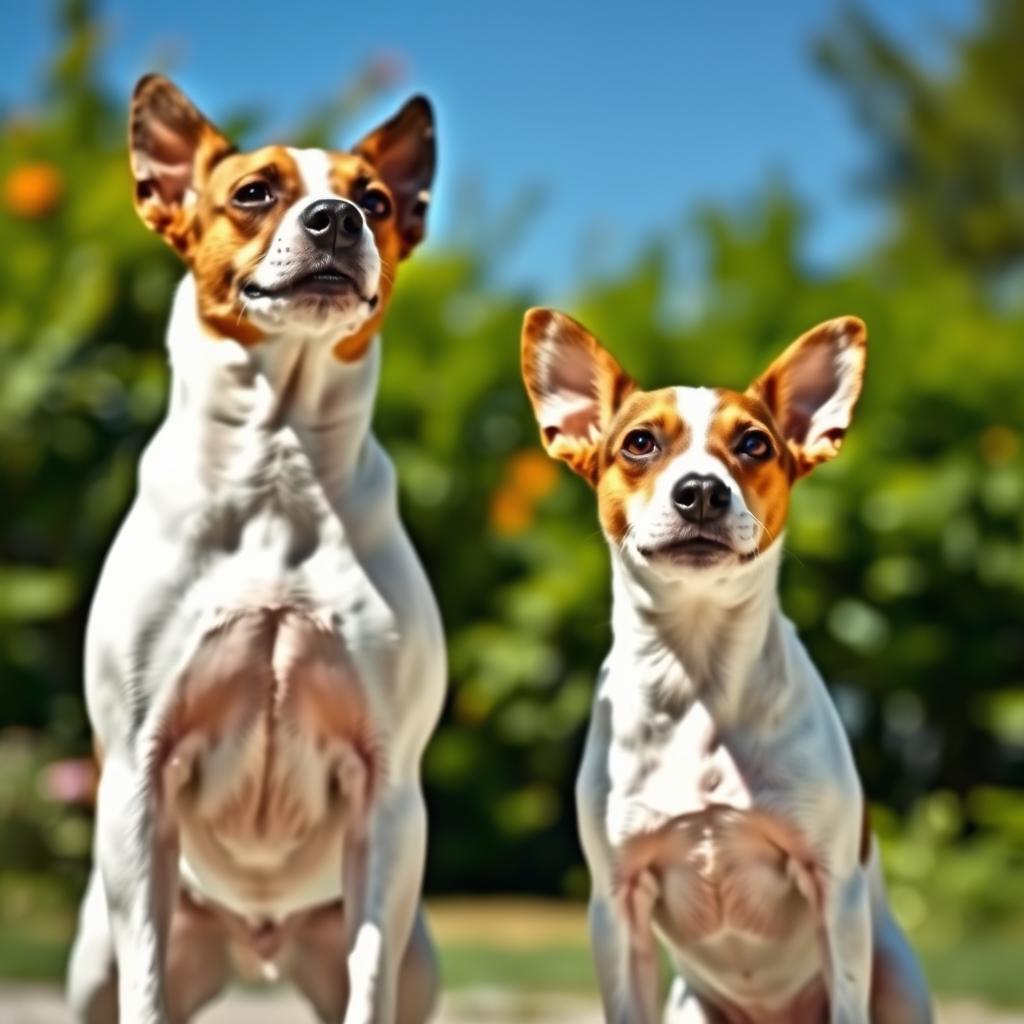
[232,251,272,311]
[781,544,806,569]
[616,523,637,556]
[747,509,805,569]
[747,508,775,545]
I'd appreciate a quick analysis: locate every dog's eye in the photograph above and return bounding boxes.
[622,429,658,459]
[232,181,275,207]
[359,186,392,219]
[737,430,773,460]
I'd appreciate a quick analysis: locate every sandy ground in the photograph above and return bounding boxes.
[2,987,1022,1023]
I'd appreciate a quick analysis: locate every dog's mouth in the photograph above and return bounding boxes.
[242,266,378,309]
[640,535,737,565]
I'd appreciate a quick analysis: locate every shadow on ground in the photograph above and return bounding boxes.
[1,986,1023,1023]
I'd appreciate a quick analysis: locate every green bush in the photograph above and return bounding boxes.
[0,1,1021,969]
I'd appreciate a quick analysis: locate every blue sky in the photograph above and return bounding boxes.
[1,0,973,296]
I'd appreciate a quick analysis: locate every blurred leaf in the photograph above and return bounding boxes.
[0,568,76,621]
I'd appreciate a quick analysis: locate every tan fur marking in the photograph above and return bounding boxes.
[598,390,688,545]
[520,309,636,486]
[708,391,793,552]
[351,96,435,258]
[185,146,305,344]
[129,77,435,353]
[521,310,868,560]
[749,317,867,477]
[325,153,403,362]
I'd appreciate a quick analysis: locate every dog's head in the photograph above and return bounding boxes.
[521,309,867,576]
[129,75,435,358]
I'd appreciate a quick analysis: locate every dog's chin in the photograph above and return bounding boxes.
[636,535,754,571]
[243,267,378,306]
[240,272,379,338]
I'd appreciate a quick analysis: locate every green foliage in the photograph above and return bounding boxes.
[818,1,1024,275]
[0,5,1022,1000]
[0,735,89,977]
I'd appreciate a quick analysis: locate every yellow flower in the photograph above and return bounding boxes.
[507,449,558,501]
[454,684,491,724]
[489,486,534,536]
[5,161,63,218]
[980,426,1018,464]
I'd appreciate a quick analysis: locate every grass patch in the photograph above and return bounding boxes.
[429,898,595,993]
[922,938,1024,1008]
[1,896,1022,1010]
[0,926,68,982]
[440,942,595,993]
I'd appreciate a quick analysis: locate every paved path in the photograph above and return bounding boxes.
[0,988,597,1023]
[3,986,1021,1023]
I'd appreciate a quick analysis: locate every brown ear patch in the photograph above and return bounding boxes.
[707,391,793,552]
[749,316,867,478]
[186,145,307,344]
[332,313,385,363]
[352,96,435,258]
[129,74,234,252]
[324,152,404,361]
[596,390,688,545]
[521,308,635,486]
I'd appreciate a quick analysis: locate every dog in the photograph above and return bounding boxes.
[521,309,933,1023]
[66,75,445,1024]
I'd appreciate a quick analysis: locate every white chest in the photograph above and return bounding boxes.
[596,688,826,1012]
[606,700,756,844]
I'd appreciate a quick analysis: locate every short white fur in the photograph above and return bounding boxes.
[550,327,934,1024]
[67,159,443,1024]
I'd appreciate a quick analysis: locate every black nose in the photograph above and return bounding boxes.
[672,473,731,524]
[300,199,364,249]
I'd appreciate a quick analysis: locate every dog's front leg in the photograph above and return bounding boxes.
[589,886,660,1024]
[662,977,718,1023]
[342,782,426,1024]
[820,867,872,1024]
[95,753,177,1024]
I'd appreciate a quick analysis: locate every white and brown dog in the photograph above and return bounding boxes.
[521,310,933,1024]
[67,76,445,1024]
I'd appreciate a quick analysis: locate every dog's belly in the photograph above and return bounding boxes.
[156,606,378,921]
[618,806,824,1018]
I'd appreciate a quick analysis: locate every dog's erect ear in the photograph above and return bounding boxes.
[521,308,635,485]
[749,316,867,477]
[353,96,435,258]
[129,75,234,250]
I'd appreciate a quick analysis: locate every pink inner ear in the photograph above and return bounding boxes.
[540,383,601,438]
[377,133,424,191]
[546,346,596,399]
[149,117,199,167]
[537,345,604,441]
[543,397,602,443]
[145,159,194,204]
[136,118,201,204]
[777,341,843,444]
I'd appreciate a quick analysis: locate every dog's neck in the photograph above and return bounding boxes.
[609,541,788,723]
[163,275,379,488]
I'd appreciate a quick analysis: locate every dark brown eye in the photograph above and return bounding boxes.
[232,180,275,207]
[359,186,392,219]
[622,429,658,459]
[737,429,773,460]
